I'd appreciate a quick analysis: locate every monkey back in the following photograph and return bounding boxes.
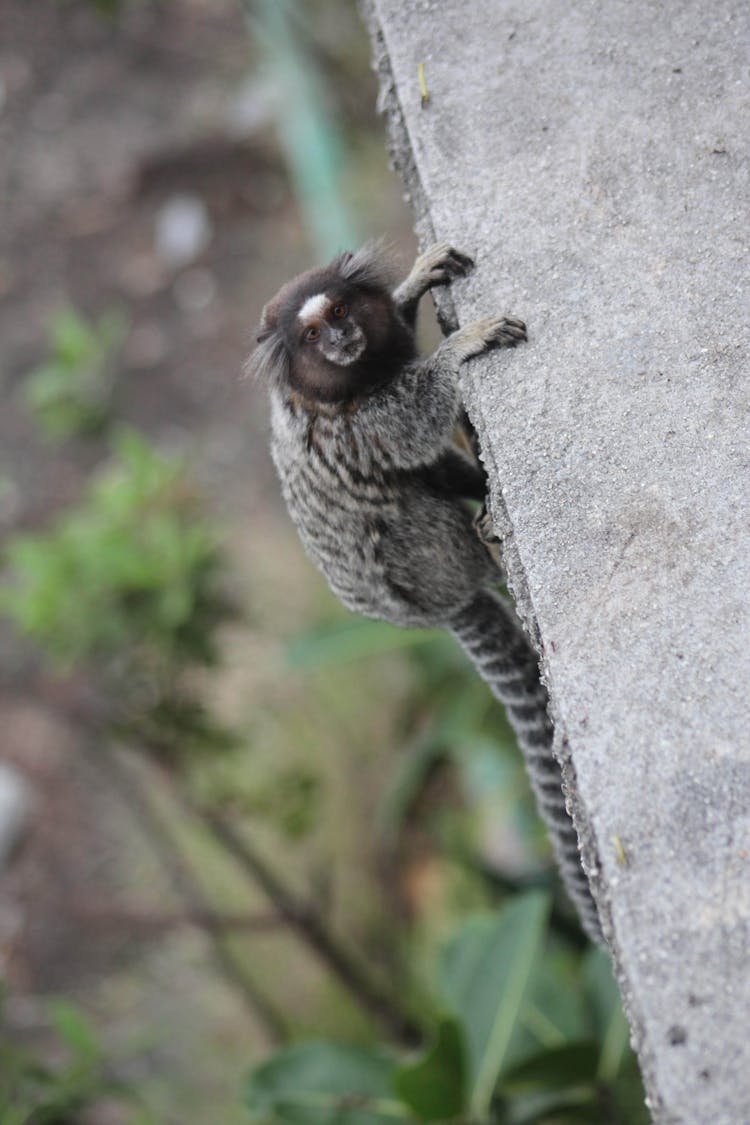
[269,381,494,630]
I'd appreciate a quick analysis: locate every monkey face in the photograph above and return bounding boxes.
[250,243,416,404]
[295,292,367,368]
[286,282,407,402]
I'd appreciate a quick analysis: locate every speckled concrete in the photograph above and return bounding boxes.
[361,1,750,1121]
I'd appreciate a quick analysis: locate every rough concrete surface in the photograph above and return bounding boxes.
[362,1,750,1121]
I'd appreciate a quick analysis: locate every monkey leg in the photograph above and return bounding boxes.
[474,499,500,544]
[422,445,487,502]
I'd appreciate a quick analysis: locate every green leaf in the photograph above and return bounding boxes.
[438,893,550,1118]
[582,950,649,1122]
[502,1043,599,1093]
[244,1041,408,1124]
[21,307,124,441]
[607,1053,651,1125]
[582,948,629,1082]
[286,618,440,671]
[394,1018,466,1121]
[47,1000,101,1065]
[52,308,98,368]
[496,947,590,1076]
[501,1085,598,1125]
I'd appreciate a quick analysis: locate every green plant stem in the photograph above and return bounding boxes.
[190,798,425,1048]
[84,737,290,1044]
[68,901,284,937]
[240,0,359,257]
[54,686,423,1049]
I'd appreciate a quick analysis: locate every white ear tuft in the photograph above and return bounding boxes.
[244,329,289,384]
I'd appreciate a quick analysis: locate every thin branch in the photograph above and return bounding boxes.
[85,739,289,1044]
[42,684,424,1046]
[189,799,424,1047]
[69,900,283,937]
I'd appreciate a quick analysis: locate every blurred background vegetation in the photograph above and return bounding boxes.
[0,0,647,1121]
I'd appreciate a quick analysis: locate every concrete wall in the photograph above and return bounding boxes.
[361,2,750,1121]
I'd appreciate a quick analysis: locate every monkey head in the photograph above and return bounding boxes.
[248,242,416,404]
[290,290,367,369]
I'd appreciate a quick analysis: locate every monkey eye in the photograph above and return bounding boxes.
[332,303,349,319]
[305,325,321,342]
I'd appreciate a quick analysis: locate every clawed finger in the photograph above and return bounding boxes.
[496,321,527,341]
[480,315,528,350]
[443,247,474,274]
[423,244,474,278]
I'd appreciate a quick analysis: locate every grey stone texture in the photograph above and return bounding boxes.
[361,1,750,1122]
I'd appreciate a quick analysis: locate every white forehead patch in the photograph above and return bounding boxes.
[297,293,329,322]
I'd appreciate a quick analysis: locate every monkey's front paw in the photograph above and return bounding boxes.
[415,243,474,287]
[479,315,527,347]
[451,315,527,362]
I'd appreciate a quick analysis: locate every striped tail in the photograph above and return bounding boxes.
[448,589,602,943]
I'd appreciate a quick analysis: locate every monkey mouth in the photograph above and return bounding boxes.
[324,335,366,366]
[339,339,366,364]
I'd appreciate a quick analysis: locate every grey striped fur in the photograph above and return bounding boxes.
[448,591,601,941]
[256,242,601,942]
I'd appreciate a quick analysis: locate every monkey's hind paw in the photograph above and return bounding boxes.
[474,501,500,545]
[474,501,507,577]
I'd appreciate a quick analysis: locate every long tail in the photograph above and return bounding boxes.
[448,589,602,943]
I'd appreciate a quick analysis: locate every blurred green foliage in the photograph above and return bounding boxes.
[22,308,125,441]
[242,620,649,1123]
[0,994,150,1124]
[0,404,648,1118]
[56,0,166,15]
[289,617,548,871]
[244,895,648,1124]
[0,427,237,760]
[1,427,230,670]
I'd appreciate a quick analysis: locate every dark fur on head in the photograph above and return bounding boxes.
[329,239,398,293]
[247,241,415,404]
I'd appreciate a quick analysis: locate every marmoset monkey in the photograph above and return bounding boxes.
[250,242,600,942]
